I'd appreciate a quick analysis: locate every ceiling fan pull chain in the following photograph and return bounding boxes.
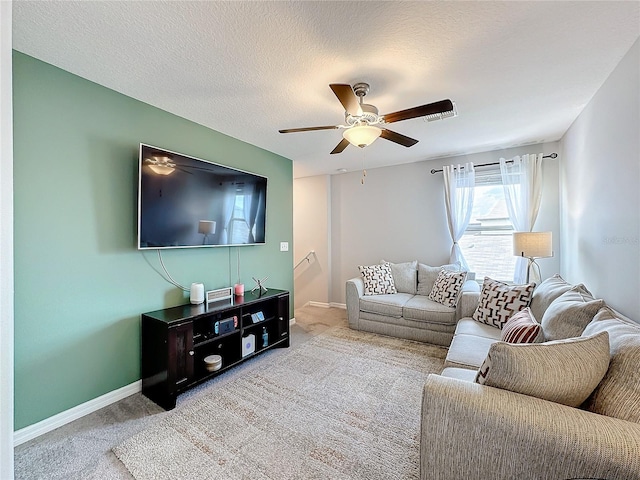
[361,149,366,185]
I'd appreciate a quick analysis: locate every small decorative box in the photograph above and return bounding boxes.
[241,334,255,357]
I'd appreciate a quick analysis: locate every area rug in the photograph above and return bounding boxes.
[113,327,447,480]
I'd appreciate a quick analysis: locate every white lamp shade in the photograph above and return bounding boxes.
[198,220,216,235]
[513,232,553,258]
[342,125,382,148]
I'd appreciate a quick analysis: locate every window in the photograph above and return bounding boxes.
[228,186,250,244]
[459,169,516,282]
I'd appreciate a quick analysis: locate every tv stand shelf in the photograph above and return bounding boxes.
[141,289,289,410]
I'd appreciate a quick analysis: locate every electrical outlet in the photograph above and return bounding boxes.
[280,242,289,252]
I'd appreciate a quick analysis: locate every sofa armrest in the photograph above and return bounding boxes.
[421,374,640,480]
[455,281,480,319]
[346,277,364,329]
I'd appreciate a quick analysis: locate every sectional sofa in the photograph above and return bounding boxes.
[346,266,640,478]
[422,274,640,479]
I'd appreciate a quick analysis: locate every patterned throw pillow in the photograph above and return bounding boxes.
[475,331,610,407]
[500,307,544,344]
[427,269,467,307]
[358,263,397,296]
[472,277,535,329]
[541,285,604,341]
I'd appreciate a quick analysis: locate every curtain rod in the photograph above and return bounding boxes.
[430,153,558,174]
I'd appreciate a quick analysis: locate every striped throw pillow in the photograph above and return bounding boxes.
[501,308,544,344]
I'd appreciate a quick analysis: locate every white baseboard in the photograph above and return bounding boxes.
[303,301,346,309]
[14,380,141,447]
[308,301,330,308]
[12,310,325,446]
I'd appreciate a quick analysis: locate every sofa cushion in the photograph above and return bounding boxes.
[475,332,610,407]
[440,367,478,382]
[454,318,502,340]
[382,260,418,294]
[581,306,640,424]
[445,333,498,369]
[472,277,535,329]
[541,286,603,341]
[529,274,577,320]
[500,307,543,344]
[417,262,460,296]
[358,263,397,295]
[359,293,413,318]
[428,269,468,307]
[403,296,457,325]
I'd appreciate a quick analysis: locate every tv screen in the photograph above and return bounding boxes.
[137,144,267,249]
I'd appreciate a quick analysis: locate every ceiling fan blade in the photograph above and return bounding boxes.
[380,129,419,147]
[383,99,454,124]
[330,138,350,155]
[329,84,363,117]
[279,125,339,133]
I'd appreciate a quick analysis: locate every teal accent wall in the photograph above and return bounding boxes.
[12,52,294,430]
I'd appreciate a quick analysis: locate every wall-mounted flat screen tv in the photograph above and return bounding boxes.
[137,143,267,249]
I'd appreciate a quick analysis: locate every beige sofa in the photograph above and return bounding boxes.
[420,275,640,479]
[346,261,480,346]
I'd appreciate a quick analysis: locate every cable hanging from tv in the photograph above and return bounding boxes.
[430,153,558,174]
[157,250,189,291]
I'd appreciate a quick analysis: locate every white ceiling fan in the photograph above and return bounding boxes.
[279,82,457,154]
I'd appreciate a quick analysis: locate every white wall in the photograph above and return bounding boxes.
[292,43,640,314]
[330,159,450,304]
[560,38,639,318]
[293,175,331,308]
[328,141,560,304]
[0,1,14,477]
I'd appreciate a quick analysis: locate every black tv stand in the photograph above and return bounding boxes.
[141,289,290,409]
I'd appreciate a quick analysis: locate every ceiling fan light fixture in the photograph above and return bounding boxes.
[146,155,176,175]
[148,164,175,175]
[342,125,382,148]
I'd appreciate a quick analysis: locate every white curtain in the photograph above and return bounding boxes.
[443,163,475,271]
[500,154,544,284]
[220,182,237,244]
[243,184,259,244]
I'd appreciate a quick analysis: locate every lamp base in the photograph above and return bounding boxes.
[525,258,542,285]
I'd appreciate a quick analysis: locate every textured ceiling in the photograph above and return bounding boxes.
[12,1,640,178]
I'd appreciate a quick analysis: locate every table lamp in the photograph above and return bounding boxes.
[513,232,553,284]
[198,220,216,244]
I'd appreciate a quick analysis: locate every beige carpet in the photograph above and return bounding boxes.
[113,326,447,479]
